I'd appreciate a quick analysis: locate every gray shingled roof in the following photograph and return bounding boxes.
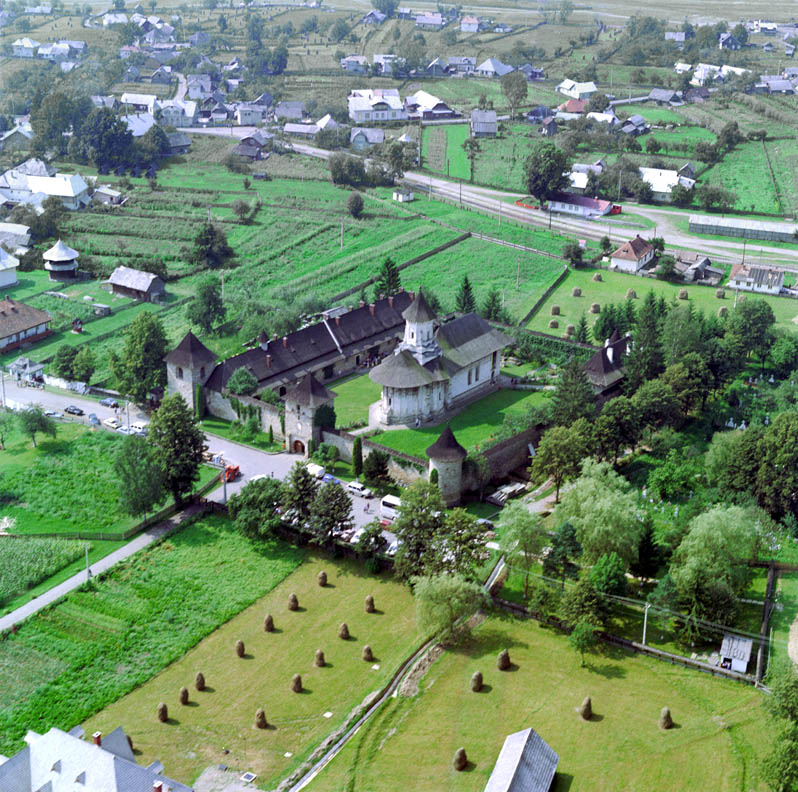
[426,424,467,460]
[105,265,163,294]
[0,297,50,338]
[283,371,336,407]
[164,331,217,368]
[435,314,511,371]
[484,727,559,792]
[369,348,448,387]
[402,289,437,323]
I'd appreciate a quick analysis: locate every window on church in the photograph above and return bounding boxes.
[176,367,183,380]
[200,366,205,378]
[410,331,415,340]
[467,369,472,385]
[475,364,480,381]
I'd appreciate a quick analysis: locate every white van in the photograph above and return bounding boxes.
[130,420,148,436]
[306,463,325,479]
[346,481,373,498]
[380,494,402,522]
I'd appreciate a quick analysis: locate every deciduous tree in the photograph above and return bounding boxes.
[393,479,445,579]
[191,222,234,270]
[412,573,488,643]
[228,476,285,539]
[186,274,225,334]
[282,461,318,527]
[530,419,593,501]
[442,508,486,576]
[500,71,528,120]
[524,142,570,201]
[110,311,168,403]
[309,481,353,547]
[498,501,548,598]
[17,405,56,448]
[114,434,166,518]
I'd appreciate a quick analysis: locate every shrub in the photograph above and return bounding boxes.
[549,319,559,329]
[453,747,468,771]
[590,303,600,313]
[346,192,364,218]
[678,289,688,300]
[578,696,592,720]
[195,672,206,691]
[255,708,268,729]
[551,305,560,316]
[179,686,189,705]
[365,594,375,613]
[572,287,582,297]
[497,649,510,670]
[288,593,299,611]
[718,306,728,317]
[264,613,274,632]
[592,273,602,282]
[318,570,327,587]
[626,289,637,299]
[716,288,725,299]
[470,671,483,692]
[362,645,374,662]
[291,673,303,693]
[338,622,350,640]
[659,706,673,729]
[236,639,245,657]
[315,649,326,667]
[157,702,168,722]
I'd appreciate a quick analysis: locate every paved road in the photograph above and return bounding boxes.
[183,130,798,268]
[174,71,187,102]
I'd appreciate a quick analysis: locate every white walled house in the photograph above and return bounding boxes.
[556,78,598,99]
[610,235,655,273]
[25,174,90,210]
[0,248,19,288]
[369,290,510,426]
[547,192,611,219]
[0,296,51,351]
[729,262,784,295]
[12,37,40,56]
[347,89,407,123]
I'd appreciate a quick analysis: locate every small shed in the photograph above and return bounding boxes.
[93,186,124,205]
[719,634,752,673]
[484,727,559,792]
[470,108,498,137]
[103,265,166,302]
[393,188,414,203]
[0,248,19,289]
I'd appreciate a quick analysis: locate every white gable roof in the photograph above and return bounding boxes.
[26,174,88,198]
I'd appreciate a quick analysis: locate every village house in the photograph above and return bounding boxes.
[476,57,514,78]
[347,89,407,123]
[274,101,306,121]
[149,65,172,85]
[729,262,785,295]
[0,726,192,792]
[556,78,598,100]
[610,235,655,273]
[719,32,742,50]
[0,221,31,253]
[93,185,124,205]
[122,112,155,137]
[672,252,724,284]
[448,56,476,74]
[620,113,649,135]
[283,122,319,138]
[103,265,166,302]
[369,290,511,427]
[557,98,588,115]
[470,108,497,137]
[38,41,70,61]
[360,9,386,25]
[373,53,402,75]
[638,165,695,202]
[159,99,197,126]
[340,54,368,73]
[235,104,264,125]
[518,63,545,80]
[0,123,34,154]
[460,15,479,32]
[186,74,212,99]
[548,192,611,218]
[120,92,159,114]
[484,727,559,792]
[12,37,40,56]
[415,12,444,30]
[0,248,19,289]
[350,127,385,151]
[540,116,558,136]
[26,174,90,210]
[405,90,458,120]
[426,57,447,78]
[232,130,272,160]
[0,296,51,352]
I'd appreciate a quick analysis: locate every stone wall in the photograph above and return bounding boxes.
[205,388,284,438]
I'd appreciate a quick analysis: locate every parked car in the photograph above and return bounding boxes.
[306,462,325,479]
[99,397,119,408]
[322,473,342,485]
[346,481,373,498]
[117,425,132,435]
[88,413,100,426]
[65,405,84,416]
[103,417,122,430]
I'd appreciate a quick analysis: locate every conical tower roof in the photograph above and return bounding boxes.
[402,288,437,323]
[42,239,79,262]
[164,331,217,368]
[426,424,467,461]
[284,371,336,407]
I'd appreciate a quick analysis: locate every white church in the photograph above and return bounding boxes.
[369,289,511,426]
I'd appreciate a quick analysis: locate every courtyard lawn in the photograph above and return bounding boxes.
[310,614,771,792]
[372,389,551,459]
[526,267,798,337]
[201,415,282,452]
[329,371,382,429]
[0,516,304,759]
[770,572,798,665]
[86,549,421,788]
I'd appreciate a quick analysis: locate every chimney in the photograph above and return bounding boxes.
[153,783,163,792]
[606,346,614,364]
[272,333,278,341]
[359,300,365,308]
[369,303,375,317]
[92,732,102,747]
[282,336,288,348]
[379,292,385,300]
[388,296,394,308]
[335,315,340,326]
[266,354,271,369]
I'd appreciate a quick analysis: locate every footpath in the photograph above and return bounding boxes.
[0,502,209,633]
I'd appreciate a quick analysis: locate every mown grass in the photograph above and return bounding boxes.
[85,547,421,788]
[329,371,382,429]
[0,516,304,759]
[770,572,798,665]
[310,614,771,792]
[373,388,551,459]
[201,415,282,453]
[526,267,798,337]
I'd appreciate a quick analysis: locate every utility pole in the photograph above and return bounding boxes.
[498,199,502,225]
[516,255,520,289]
[85,544,91,580]
[340,220,343,250]
[642,602,651,645]
[1,368,5,409]
[221,269,225,301]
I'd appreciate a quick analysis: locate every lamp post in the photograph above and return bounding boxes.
[642,602,651,645]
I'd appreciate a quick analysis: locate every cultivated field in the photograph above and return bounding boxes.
[0,516,304,759]
[310,615,770,792]
[86,544,421,788]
